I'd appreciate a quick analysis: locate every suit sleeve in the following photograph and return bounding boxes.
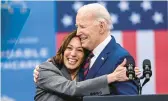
[36,62,110,96]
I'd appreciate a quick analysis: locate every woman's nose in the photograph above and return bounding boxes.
[70,49,76,56]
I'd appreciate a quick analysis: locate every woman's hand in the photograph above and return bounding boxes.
[33,65,39,83]
[107,59,141,83]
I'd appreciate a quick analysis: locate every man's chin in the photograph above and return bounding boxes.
[82,45,92,51]
[82,44,88,48]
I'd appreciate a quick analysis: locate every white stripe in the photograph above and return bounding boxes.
[136,30,156,94]
[111,31,123,46]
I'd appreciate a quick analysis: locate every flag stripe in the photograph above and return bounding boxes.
[112,31,123,46]
[136,30,156,94]
[122,31,137,63]
[155,30,168,94]
[56,32,69,50]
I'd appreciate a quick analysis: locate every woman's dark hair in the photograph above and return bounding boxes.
[52,30,90,67]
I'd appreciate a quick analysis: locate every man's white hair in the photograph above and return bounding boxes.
[78,3,112,30]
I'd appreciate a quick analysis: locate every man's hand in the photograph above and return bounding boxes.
[33,65,39,83]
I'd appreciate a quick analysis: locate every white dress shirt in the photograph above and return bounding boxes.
[89,35,112,69]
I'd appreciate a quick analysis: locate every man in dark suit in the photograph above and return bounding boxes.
[75,3,138,95]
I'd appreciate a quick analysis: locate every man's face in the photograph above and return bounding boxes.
[64,37,84,71]
[76,12,101,51]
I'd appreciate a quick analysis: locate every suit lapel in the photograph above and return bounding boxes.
[85,53,108,79]
[85,36,117,79]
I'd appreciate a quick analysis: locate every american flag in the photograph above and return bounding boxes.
[55,1,168,94]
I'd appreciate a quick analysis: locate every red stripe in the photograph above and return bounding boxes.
[122,31,137,64]
[56,32,69,50]
[155,30,168,94]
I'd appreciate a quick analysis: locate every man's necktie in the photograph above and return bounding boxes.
[83,52,94,78]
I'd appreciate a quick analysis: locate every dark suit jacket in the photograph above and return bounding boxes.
[34,61,110,101]
[85,35,138,95]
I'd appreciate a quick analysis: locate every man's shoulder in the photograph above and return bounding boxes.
[107,35,129,55]
[107,40,130,56]
[102,36,131,57]
[116,43,129,55]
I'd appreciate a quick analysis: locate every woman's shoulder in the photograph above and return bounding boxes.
[39,61,60,71]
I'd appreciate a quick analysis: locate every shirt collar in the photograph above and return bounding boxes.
[92,35,112,57]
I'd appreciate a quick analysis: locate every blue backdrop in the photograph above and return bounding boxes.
[1,1,56,101]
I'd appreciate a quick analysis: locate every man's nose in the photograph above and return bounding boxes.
[76,31,80,36]
[76,29,81,36]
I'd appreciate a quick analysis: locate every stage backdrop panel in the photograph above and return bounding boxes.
[1,1,56,101]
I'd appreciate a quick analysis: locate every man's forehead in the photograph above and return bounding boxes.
[76,13,95,23]
[75,20,88,26]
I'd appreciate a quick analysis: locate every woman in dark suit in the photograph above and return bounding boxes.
[34,30,140,101]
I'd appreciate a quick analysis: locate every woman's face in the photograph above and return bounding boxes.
[63,37,84,71]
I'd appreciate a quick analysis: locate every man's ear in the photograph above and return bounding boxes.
[99,21,106,34]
